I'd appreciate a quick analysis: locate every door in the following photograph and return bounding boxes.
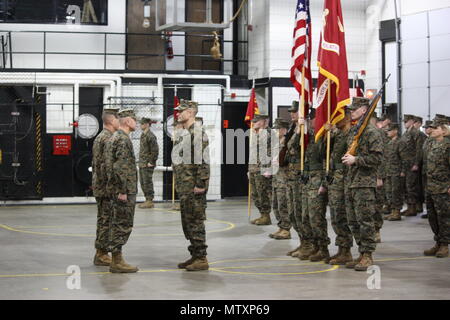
[127,0,166,71]
[221,102,249,197]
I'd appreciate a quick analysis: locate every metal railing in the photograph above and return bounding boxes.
[0,30,248,75]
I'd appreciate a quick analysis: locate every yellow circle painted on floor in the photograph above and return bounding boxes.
[0,218,235,237]
[208,258,340,275]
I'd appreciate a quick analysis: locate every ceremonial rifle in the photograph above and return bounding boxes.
[346,74,391,156]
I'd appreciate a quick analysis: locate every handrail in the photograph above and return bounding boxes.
[0,30,248,74]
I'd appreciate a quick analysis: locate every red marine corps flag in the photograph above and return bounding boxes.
[244,88,259,127]
[314,0,350,142]
[173,95,180,120]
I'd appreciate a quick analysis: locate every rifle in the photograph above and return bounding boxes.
[346,74,391,156]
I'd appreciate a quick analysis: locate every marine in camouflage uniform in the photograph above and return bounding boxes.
[419,120,434,219]
[423,118,450,258]
[105,108,139,273]
[371,114,387,241]
[138,117,159,209]
[248,114,273,226]
[328,111,354,265]
[284,102,313,257]
[414,116,427,213]
[302,121,330,262]
[92,107,119,266]
[343,97,383,271]
[270,118,291,240]
[398,114,421,216]
[383,123,403,221]
[172,100,210,271]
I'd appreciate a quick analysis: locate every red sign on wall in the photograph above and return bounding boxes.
[53,135,72,155]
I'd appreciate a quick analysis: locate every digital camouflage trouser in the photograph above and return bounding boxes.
[180,192,208,258]
[286,174,303,239]
[328,170,353,248]
[139,167,155,200]
[273,185,291,230]
[427,192,450,245]
[300,172,326,246]
[110,194,137,253]
[95,196,113,251]
[404,161,419,205]
[385,175,403,211]
[374,184,385,231]
[346,187,377,253]
[249,172,272,215]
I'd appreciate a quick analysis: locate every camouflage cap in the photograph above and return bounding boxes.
[403,114,414,122]
[429,118,448,128]
[273,118,290,129]
[378,113,389,121]
[387,122,399,131]
[413,115,423,123]
[371,111,378,119]
[102,107,120,115]
[140,117,157,124]
[433,114,449,124]
[118,108,137,119]
[423,120,433,128]
[251,114,269,122]
[348,97,370,110]
[288,101,299,112]
[174,99,198,112]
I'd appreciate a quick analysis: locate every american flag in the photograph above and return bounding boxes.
[290,0,312,109]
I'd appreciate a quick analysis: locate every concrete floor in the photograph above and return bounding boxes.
[0,198,448,300]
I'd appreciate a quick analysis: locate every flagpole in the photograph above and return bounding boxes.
[172,86,177,208]
[326,78,331,173]
[248,80,255,223]
[299,66,306,172]
[248,121,253,223]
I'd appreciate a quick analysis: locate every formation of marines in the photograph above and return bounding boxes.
[249,97,450,271]
[91,95,448,274]
[91,99,210,273]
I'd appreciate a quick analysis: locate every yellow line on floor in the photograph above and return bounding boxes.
[0,256,442,279]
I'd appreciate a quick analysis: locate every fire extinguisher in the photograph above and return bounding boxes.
[165,32,174,60]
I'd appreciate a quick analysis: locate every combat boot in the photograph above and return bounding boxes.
[172,202,180,210]
[185,257,209,271]
[309,246,330,262]
[178,256,195,269]
[435,244,449,258]
[269,228,282,239]
[298,242,316,260]
[345,253,363,269]
[251,213,272,226]
[388,209,402,221]
[273,229,291,240]
[287,244,301,256]
[138,200,154,209]
[424,242,440,256]
[110,252,139,273]
[329,247,353,265]
[328,247,342,262]
[354,252,373,271]
[384,211,393,220]
[375,230,381,243]
[93,249,111,266]
[402,204,417,216]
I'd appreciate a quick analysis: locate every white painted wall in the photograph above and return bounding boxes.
[0,0,126,70]
[365,0,450,121]
[247,0,367,80]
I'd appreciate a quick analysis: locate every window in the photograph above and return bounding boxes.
[0,0,108,25]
